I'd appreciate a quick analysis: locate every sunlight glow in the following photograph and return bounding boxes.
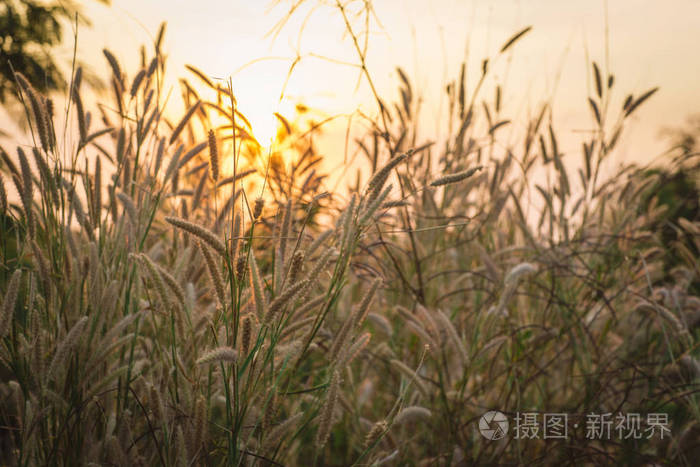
[241,98,296,151]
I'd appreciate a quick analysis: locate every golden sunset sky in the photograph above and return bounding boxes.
[7,0,700,178]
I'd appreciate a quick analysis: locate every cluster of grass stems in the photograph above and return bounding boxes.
[1,7,699,466]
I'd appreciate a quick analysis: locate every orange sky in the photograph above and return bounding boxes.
[5,0,700,183]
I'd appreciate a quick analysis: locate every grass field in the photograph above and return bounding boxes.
[1,3,700,465]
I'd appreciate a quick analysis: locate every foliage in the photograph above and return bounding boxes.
[0,0,109,105]
[0,6,699,466]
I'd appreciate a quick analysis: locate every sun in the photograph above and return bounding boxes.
[240,98,297,150]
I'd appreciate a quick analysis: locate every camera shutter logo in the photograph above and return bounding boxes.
[479,411,509,440]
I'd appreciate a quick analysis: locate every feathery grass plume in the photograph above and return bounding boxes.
[241,313,253,356]
[364,419,388,450]
[301,247,336,297]
[274,246,284,295]
[71,74,88,144]
[497,262,538,315]
[165,216,226,256]
[154,262,186,309]
[130,69,146,98]
[103,49,123,86]
[405,320,439,351]
[289,250,305,283]
[313,191,331,204]
[214,188,241,232]
[415,305,440,342]
[264,412,304,449]
[116,127,126,163]
[8,380,23,430]
[16,147,32,199]
[191,173,207,212]
[434,309,467,365]
[175,425,188,467]
[117,409,134,455]
[64,225,80,269]
[193,396,207,453]
[207,129,219,182]
[33,326,46,380]
[146,57,158,79]
[110,76,124,116]
[47,316,88,382]
[680,355,700,379]
[281,315,316,340]
[0,270,22,338]
[341,193,357,247]
[31,240,51,301]
[359,183,393,225]
[430,166,483,187]
[263,392,278,431]
[307,228,333,257]
[32,148,57,203]
[265,279,309,324]
[46,96,54,119]
[279,199,293,263]
[367,152,408,194]
[381,199,408,209]
[64,179,94,240]
[342,332,371,364]
[164,144,184,186]
[294,294,326,319]
[153,136,166,176]
[148,384,164,426]
[169,100,201,145]
[216,168,257,187]
[122,157,131,189]
[116,191,138,224]
[390,359,429,398]
[93,312,144,362]
[13,173,38,240]
[198,241,225,306]
[196,346,238,365]
[93,156,102,228]
[253,197,264,220]
[367,312,392,336]
[316,369,340,448]
[248,251,266,318]
[15,72,50,151]
[235,255,247,282]
[394,406,432,425]
[354,278,381,327]
[634,300,687,334]
[230,213,242,261]
[503,262,538,286]
[0,173,7,214]
[328,313,355,362]
[135,253,170,309]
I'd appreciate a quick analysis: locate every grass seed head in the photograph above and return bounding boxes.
[253,197,265,219]
[208,129,219,182]
[197,346,238,365]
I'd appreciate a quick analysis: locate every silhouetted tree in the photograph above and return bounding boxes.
[0,0,108,104]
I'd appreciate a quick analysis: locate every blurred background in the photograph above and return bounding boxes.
[2,0,699,179]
